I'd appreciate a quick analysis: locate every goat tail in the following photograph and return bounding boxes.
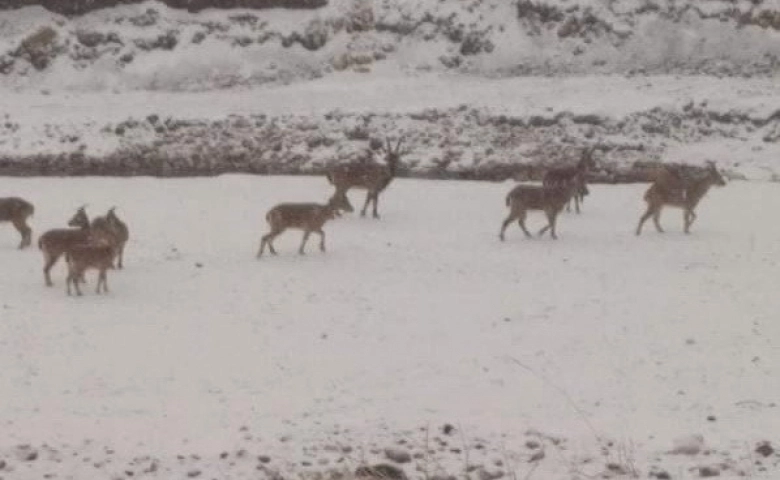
[266,208,280,225]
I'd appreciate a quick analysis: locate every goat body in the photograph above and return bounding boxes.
[257,203,337,257]
[500,184,576,240]
[636,162,726,235]
[0,197,35,248]
[65,243,115,295]
[326,137,408,218]
[91,207,129,268]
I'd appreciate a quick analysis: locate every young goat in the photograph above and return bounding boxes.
[499,182,577,241]
[0,197,35,249]
[38,206,92,286]
[65,243,115,296]
[257,203,338,257]
[636,161,726,235]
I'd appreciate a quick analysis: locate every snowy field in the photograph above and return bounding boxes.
[0,175,778,479]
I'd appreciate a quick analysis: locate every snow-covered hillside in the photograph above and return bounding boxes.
[0,1,779,179]
[1,0,780,90]
[0,175,778,479]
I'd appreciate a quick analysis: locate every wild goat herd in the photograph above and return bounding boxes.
[0,137,727,296]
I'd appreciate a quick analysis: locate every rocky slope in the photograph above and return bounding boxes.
[1,0,779,91]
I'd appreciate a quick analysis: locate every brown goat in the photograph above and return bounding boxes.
[257,203,338,257]
[91,207,129,268]
[499,182,577,241]
[326,136,410,218]
[38,206,93,286]
[0,197,35,249]
[542,147,597,214]
[65,243,115,296]
[636,161,726,235]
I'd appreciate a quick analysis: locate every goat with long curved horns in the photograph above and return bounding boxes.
[325,135,411,219]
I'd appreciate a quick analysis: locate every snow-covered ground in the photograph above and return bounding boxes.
[0,175,778,479]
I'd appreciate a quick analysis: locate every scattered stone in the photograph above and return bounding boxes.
[442,424,455,435]
[755,441,774,457]
[355,463,407,480]
[144,460,158,473]
[384,448,411,464]
[257,455,271,463]
[670,434,704,455]
[528,450,545,463]
[698,465,720,477]
[192,31,206,44]
[187,469,201,477]
[477,467,504,480]
[430,476,457,480]
[706,415,716,422]
[650,470,671,479]
[606,462,628,474]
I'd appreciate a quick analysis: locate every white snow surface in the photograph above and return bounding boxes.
[0,175,778,479]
